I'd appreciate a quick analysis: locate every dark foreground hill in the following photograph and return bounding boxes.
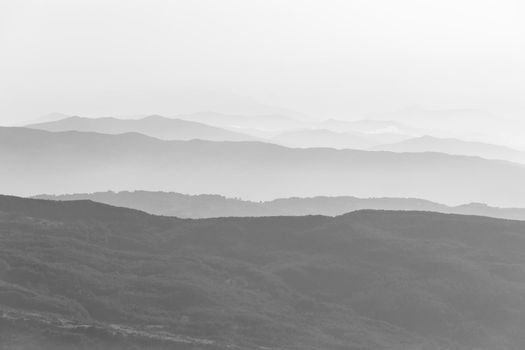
[35,190,525,220]
[2,195,525,349]
[3,127,525,207]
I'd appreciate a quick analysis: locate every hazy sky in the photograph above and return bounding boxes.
[1,0,524,125]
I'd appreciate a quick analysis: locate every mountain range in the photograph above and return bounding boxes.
[27,114,416,149]
[28,114,525,164]
[373,135,525,164]
[2,195,525,349]
[369,106,500,134]
[174,111,303,132]
[316,118,421,135]
[27,115,256,142]
[2,126,525,207]
[271,129,409,149]
[34,190,525,221]
[174,113,417,138]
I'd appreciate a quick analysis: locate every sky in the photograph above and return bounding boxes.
[1,0,524,130]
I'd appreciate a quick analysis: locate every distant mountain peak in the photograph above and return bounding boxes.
[143,114,166,120]
[25,114,256,142]
[457,202,491,209]
[373,134,525,164]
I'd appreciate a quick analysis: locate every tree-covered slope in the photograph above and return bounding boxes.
[2,195,525,349]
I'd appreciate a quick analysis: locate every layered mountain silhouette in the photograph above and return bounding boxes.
[2,195,525,349]
[175,111,303,132]
[2,127,525,207]
[27,114,417,148]
[373,135,525,164]
[367,106,525,148]
[37,114,520,157]
[27,115,255,141]
[369,106,499,132]
[25,112,72,125]
[271,129,379,149]
[272,128,411,149]
[317,118,421,135]
[35,190,525,220]
[176,113,421,142]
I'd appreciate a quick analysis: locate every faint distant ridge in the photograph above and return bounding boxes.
[33,191,525,221]
[26,115,256,141]
[317,118,422,135]
[271,128,410,149]
[373,135,525,164]
[171,113,435,148]
[367,106,525,148]
[173,111,304,133]
[22,112,72,125]
[173,112,424,140]
[369,106,499,128]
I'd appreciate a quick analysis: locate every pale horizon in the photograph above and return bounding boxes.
[2,1,524,132]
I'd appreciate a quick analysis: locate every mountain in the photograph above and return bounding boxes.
[367,106,525,148]
[2,127,525,207]
[2,195,525,349]
[174,114,418,141]
[23,112,72,125]
[34,191,525,221]
[26,115,256,141]
[369,106,499,132]
[271,129,379,149]
[372,135,525,164]
[271,128,413,149]
[34,191,274,218]
[30,113,416,148]
[175,111,304,132]
[317,118,421,136]
[270,196,525,220]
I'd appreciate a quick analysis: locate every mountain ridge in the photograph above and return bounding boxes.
[2,126,525,207]
[3,194,525,349]
[26,115,256,142]
[373,135,525,164]
[32,190,525,221]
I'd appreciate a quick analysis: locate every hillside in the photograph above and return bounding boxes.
[35,191,273,218]
[271,129,382,149]
[2,195,525,349]
[34,191,525,221]
[3,127,525,207]
[27,115,255,141]
[373,135,525,164]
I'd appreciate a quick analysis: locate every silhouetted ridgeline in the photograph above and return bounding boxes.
[271,128,409,149]
[373,135,525,164]
[2,195,525,349]
[2,127,525,207]
[35,190,525,220]
[29,115,525,162]
[27,115,256,142]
